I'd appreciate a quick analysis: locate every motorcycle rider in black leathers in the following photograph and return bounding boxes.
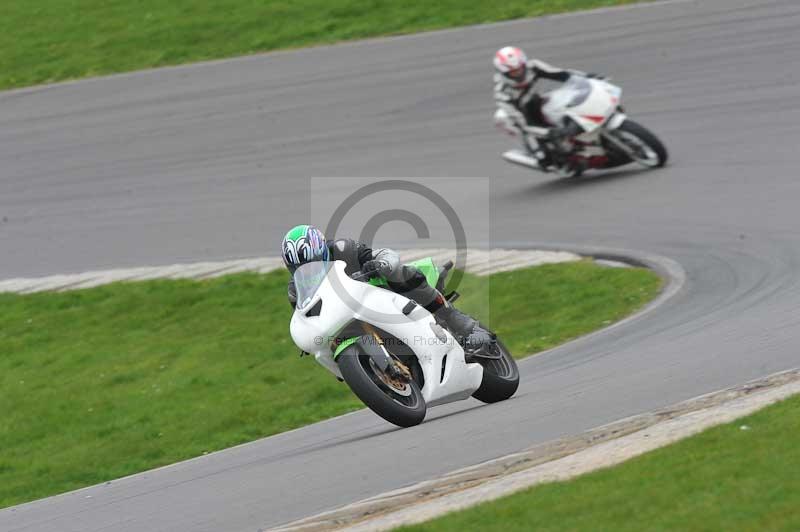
[282,224,495,355]
[493,45,604,172]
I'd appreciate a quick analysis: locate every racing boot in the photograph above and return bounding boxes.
[523,136,556,171]
[434,303,496,359]
[559,157,587,178]
[535,148,557,171]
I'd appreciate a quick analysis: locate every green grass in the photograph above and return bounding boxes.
[0,261,659,508]
[1,0,641,90]
[399,394,800,532]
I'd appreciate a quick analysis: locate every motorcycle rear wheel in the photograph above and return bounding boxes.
[338,348,427,427]
[471,338,520,404]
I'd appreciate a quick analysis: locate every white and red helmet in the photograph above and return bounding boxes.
[493,46,529,85]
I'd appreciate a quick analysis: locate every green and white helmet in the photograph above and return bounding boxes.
[281,224,329,271]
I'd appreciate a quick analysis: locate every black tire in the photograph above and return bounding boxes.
[471,338,520,404]
[616,119,668,167]
[338,347,427,427]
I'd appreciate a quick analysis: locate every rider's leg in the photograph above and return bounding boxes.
[518,95,563,169]
[385,266,494,353]
[521,93,547,126]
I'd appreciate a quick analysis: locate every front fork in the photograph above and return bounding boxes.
[362,323,411,382]
[598,112,633,156]
[600,130,639,161]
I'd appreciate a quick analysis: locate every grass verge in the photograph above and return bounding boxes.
[0,261,659,508]
[2,0,642,90]
[399,394,800,532]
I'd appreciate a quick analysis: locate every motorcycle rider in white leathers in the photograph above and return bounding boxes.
[493,45,605,171]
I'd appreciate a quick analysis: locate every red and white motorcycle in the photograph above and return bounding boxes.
[494,76,668,177]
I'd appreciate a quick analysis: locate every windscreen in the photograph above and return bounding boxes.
[565,78,593,108]
[293,261,332,310]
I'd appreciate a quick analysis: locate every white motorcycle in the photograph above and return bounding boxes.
[495,76,668,177]
[289,257,519,427]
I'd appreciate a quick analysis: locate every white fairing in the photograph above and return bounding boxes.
[290,261,484,407]
[606,111,627,130]
[497,76,632,174]
[542,77,623,133]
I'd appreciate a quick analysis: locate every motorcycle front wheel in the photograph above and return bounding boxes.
[612,119,668,168]
[338,348,427,427]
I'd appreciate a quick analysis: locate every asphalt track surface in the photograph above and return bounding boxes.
[2,0,800,530]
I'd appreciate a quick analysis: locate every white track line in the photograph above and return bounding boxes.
[0,249,583,294]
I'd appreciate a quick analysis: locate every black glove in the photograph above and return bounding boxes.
[361,259,392,279]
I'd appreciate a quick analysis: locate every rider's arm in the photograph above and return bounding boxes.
[493,74,526,133]
[353,240,374,266]
[369,247,401,278]
[493,74,515,104]
[355,239,402,280]
[528,59,585,82]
